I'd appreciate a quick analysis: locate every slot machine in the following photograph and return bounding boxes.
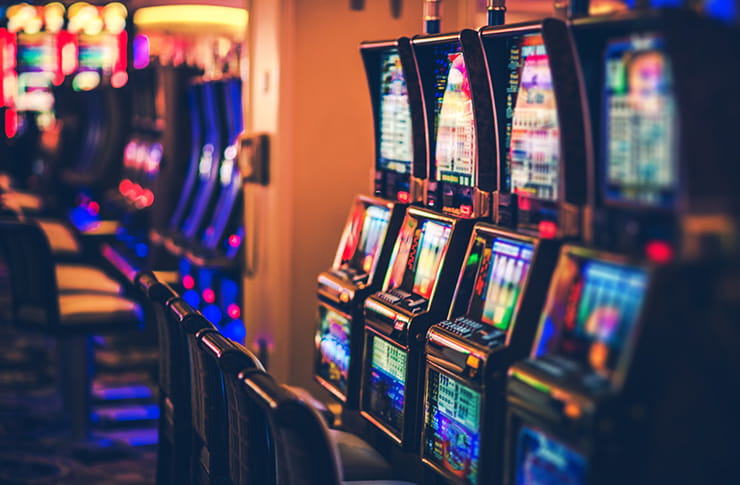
[313,38,420,409]
[417,19,590,485]
[503,7,740,485]
[359,30,497,452]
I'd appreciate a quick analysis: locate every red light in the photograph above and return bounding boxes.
[5,109,17,138]
[538,221,558,239]
[227,304,241,320]
[460,205,473,217]
[398,191,410,203]
[182,275,195,290]
[88,201,100,216]
[228,235,241,248]
[518,195,532,211]
[645,240,674,264]
[142,189,154,207]
[202,288,216,304]
[111,71,128,89]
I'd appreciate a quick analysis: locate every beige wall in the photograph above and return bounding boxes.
[243,0,478,392]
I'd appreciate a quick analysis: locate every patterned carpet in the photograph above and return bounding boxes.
[0,327,157,485]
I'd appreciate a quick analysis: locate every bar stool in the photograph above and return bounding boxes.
[0,220,144,440]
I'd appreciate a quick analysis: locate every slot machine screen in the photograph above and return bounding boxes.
[378,50,413,175]
[505,34,560,200]
[338,203,392,278]
[534,249,647,379]
[316,306,351,395]
[423,369,481,484]
[603,33,676,207]
[386,217,453,299]
[366,335,407,435]
[515,425,587,485]
[15,34,54,118]
[466,235,534,331]
[433,44,476,187]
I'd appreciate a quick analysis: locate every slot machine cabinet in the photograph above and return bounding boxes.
[480,21,589,239]
[361,206,474,451]
[315,195,406,408]
[360,38,426,205]
[411,29,496,219]
[421,224,558,485]
[313,38,420,409]
[561,9,740,259]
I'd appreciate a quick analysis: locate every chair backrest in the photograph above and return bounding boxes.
[166,298,221,484]
[0,220,59,328]
[241,370,343,485]
[199,330,269,485]
[137,271,188,485]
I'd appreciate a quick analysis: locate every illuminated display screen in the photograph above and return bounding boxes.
[78,41,111,71]
[505,34,560,201]
[316,306,351,395]
[534,250,647,379]
[433,44,476,187]
[378,50,413,175]
[339,204,391,277]
[386,217,452,299]
[366,335,407,435]
[424,369,481,484]
[603,34,676,207]
[515,426,587,485]
[466,235,534,331]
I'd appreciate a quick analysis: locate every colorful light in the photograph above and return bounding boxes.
[538,220,558,239]
[87,200,100,215]
[132,34,150,70]
[202,288,216,304]
[645,240,674,264]
[228,234,241,248]
[182,274,195,290]
[460,205,472,217]
[227,303,241,320]
[398,191,410,203]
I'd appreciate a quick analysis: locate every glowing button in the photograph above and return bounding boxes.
[646,240,674,264]
[538,221,558,239]
[398,191,410,203]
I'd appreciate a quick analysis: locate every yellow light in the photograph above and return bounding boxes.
[133,5,248,36]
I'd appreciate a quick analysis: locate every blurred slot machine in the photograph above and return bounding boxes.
[504,7,740,485]
[416,18,591,485]
[313,38,421,409]
[62,2,130,226]
[359,30,497,453]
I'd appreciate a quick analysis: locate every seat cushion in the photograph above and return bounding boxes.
[58,293,143,334]
[36,219,81,256]
[56,264,123,294]
[329,429,394,481]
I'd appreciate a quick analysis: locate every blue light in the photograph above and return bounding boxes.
[203,304,222,325]
[183,290,200,308]
[135,243,149,258]
[705,0,737,22]
[223,320,246,343]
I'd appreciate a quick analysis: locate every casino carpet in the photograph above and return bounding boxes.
[0,327,157,485]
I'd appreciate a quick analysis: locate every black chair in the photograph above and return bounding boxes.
[136,271,191,485]
[165,297,224,485]
[0,219,143,440]
[198,329,268,485]
[240,369,418,485]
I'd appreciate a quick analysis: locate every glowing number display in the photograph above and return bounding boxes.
[367,335,407,434]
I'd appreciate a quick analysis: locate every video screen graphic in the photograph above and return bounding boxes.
[433,45,476,187]
[316,306,351,395]
[467,236,534,331]
[385,217,452,301]
[424,369,481,484]
[366,335,407,435]
[378,50,413,175]
[506,34,560,201]
[339,204,391,278]
[535,250,647,380]
[515,426,587,485]
[603,33,676,207]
